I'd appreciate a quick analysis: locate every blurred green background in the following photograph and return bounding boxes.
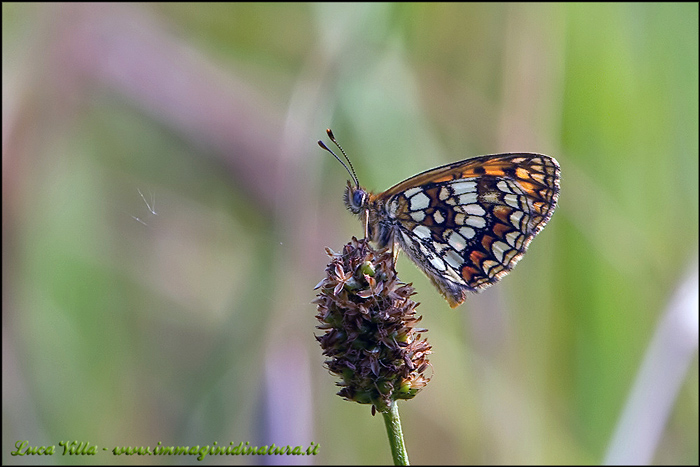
[3,3,697,465]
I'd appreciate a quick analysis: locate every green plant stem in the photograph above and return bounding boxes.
[382,402,409,465]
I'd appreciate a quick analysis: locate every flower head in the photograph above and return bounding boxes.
[314,237,432,413]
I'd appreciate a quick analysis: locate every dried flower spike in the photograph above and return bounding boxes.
[314,237,432,413]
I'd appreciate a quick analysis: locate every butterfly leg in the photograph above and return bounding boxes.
[363,209,369,240]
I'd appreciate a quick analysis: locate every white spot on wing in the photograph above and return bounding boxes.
[457,192,478,205]
[444,267,467,285]
[497,180,514,193]
[433,240,449,254]
[482,260,500,274]
[430,255,446,271]
[506,230,521,247]
[404,187,422,198]
[444,249,463,269]
[462,204,485,216]
[410,191,431,211]
[411,210,426,222]
[413,224,431,239]
[510,210,524,228]
[465,215,486,229]
[439,186,451,201]
[492,241,510,263]
[504,194,520,208]
[448,230,467,251]
[449,180,477,194]
[459,227,476,239]
[530,172,545,184]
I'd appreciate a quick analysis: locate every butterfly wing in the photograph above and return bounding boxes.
[377,153,560,307]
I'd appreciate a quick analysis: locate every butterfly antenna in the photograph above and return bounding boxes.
[317,129,360,187]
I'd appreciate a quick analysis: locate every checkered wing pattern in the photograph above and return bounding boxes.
[366,153,560,307]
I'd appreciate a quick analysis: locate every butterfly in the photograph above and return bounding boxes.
[318,129,560,307]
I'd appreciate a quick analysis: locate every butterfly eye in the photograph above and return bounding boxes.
[353,190,366,208]
[344,185,367,214]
